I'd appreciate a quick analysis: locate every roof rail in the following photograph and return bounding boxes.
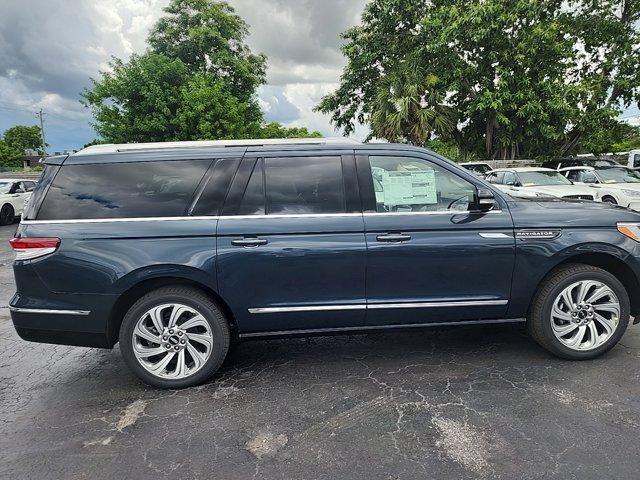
[75,137,361,156]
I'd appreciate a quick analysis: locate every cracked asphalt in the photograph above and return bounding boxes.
[1,222,639,479]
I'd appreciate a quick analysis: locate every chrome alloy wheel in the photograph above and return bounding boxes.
[132,303,213,379]
[551,280,620,351]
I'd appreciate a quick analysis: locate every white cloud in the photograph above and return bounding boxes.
[0,0,368,150]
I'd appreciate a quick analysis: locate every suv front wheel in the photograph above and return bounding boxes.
[528,264,630,359]
[119,286,230,388]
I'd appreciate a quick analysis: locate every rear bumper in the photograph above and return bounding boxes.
[10,293,116,348]
[13,324,111,348]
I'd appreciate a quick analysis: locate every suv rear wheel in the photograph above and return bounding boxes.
[528,264,630,359]
[119,286,230,388]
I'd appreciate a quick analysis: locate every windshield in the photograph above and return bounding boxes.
[518,171,572,186]
[0,182,11,194]
[464,163,491,174]
[596,167,640,184]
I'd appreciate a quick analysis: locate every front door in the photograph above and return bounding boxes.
[358,152,516,326]
[217,153,367,335]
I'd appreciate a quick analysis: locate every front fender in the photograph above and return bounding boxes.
[507,228,640,318]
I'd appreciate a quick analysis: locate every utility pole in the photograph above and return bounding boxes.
[35,108,47,157]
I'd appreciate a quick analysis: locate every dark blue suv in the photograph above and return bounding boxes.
[9,139,640,388]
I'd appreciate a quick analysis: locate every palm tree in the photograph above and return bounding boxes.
[370,67,457,146]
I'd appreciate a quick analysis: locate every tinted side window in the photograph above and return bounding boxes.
[369,156,475,212]
[238,159,265,215]
[23,165,59,220]
[37,160,211,220]
[264,156,345,214]
[23,181,36,192]
[191,158,240,216]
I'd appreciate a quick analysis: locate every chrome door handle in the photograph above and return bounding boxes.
[231,238,268,247]
[376,233,411,243]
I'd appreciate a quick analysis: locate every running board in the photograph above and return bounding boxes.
[239,318,526,339]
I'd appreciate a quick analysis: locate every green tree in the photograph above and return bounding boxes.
[3,125,43,154]
[256,122,322,139]
[369,67,456,145]
[148,0,266,100]
[0,140,22,167]
[84,0,319,143]
[317,0,640,160]
[83,53,192,143]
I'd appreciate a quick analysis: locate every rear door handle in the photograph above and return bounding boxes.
[376,233,412,243]
[231,238,268,247]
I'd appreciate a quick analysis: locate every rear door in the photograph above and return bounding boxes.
[357,151,515,326]
[216,151,367,335]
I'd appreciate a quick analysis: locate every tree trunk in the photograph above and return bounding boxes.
[485,112,496,159]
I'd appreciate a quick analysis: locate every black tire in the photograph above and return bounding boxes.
[528,264,630,360]
[0,204,14,225]
[601,196,617,205]
[119,286,230,389]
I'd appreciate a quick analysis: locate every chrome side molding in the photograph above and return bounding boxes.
[479,232,512,239]
[249,299,508,314]
[9,307,91,316]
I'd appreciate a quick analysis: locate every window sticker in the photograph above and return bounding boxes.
[380,169,437,206]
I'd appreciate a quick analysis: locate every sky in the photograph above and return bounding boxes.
[0,0,638,153]
[0,0,368,152]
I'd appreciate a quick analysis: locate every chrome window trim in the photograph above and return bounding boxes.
[10,307,91,316]
[363,210,503,217]
[20,209,505,225]
[249,299,508,314]
[20,216,219,225]
[223,213,362,220]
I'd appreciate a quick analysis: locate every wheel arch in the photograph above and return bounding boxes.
[529,251,640,317]
[106,276,237,346]
[600,194,618,204]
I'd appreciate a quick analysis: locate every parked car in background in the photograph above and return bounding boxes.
[0,179,36,225]
[10,139,640,388]
[542,158,620,170]
[460,162,492,177]
[560,166,640,210]
[626,149,640,170]
[484,167,596,200]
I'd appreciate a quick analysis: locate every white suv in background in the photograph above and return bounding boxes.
[560,166,640,210]
[484,167,597,200]
[460,162,492,177]
[0,179,36,225]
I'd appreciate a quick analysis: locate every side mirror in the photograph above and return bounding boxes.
[473,188,495,212]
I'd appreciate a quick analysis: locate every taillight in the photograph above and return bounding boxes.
[9,237,60,260]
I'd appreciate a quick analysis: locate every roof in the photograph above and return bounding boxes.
[75,137,362,156]
[490,167,556,173]
[460,162,491,166]
[0,178,36,182]
[49,138,443,165]
[558,166,596,171]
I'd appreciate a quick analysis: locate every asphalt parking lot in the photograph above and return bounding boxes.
[1,223,639,479]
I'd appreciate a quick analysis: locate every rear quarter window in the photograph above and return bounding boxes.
[36,160,212,220]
